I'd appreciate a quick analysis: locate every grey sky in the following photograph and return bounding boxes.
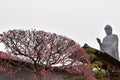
[0,0,120,51]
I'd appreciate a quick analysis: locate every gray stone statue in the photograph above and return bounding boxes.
[96,25,119,60]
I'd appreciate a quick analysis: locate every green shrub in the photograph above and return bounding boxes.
[93,70,104,80]
[69,76,86,80]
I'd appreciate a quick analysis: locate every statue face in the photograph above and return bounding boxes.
[105,28,112,35]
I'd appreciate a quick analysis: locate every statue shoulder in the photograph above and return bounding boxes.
[112,34,118,38]
[112,34,119,41]
[103,34,118,40]
[112,34,118,36]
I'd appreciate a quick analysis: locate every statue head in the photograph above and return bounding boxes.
[104,25,112,35]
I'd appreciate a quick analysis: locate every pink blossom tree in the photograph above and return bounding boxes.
[0,29,96,80]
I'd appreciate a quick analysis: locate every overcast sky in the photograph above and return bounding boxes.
[0,0,120,51]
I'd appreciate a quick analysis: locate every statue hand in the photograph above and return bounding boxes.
[96,38,101,44]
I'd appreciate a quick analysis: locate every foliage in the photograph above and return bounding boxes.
[69,76,86,80]
[85,48,96,61]
[0,29,96,80]
[92,61,103,71]
[93,70,104,80]
[85,48,104,80]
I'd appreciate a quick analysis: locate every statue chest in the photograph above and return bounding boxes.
[103,35,115,46]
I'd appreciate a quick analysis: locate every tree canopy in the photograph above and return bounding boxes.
[0,29,96,80]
